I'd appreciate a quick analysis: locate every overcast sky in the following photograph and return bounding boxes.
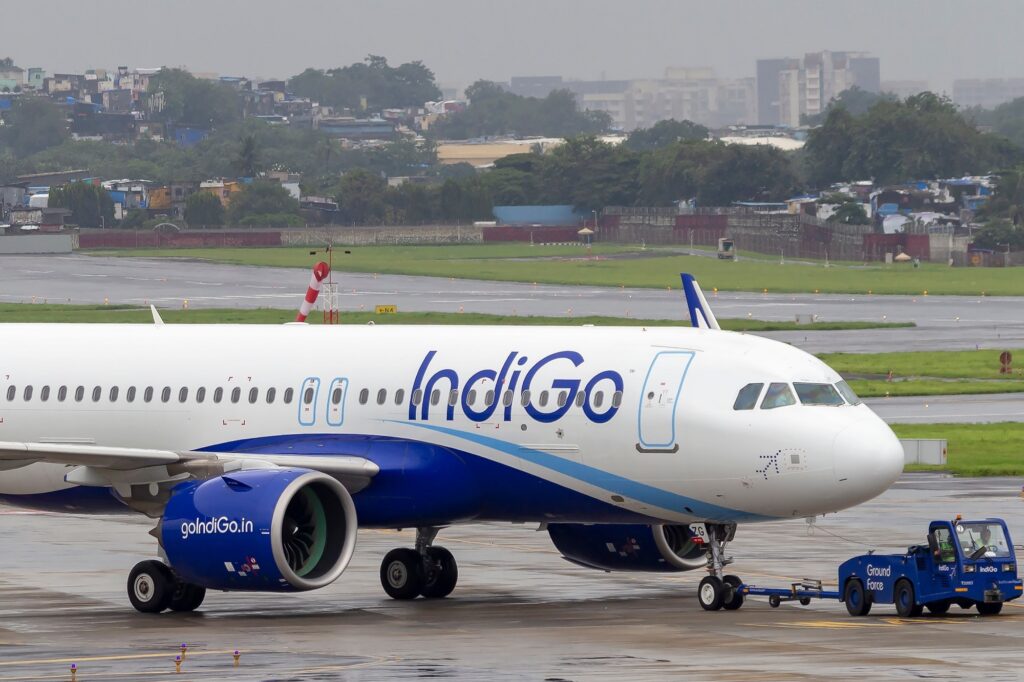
[3,1,1021,93]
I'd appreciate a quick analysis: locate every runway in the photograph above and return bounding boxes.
[866,392,1024,423]
[0,474,1021,680]
[2,254,1024,353]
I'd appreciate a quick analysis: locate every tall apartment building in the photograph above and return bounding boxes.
[757,51,880,126]
[953,79,1024,109]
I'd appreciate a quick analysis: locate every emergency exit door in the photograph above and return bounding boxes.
[636,351,694,452]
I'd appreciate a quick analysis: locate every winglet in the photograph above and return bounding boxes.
[150,305,164,325]
[680,273,721,330]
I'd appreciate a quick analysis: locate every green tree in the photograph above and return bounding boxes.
[48,182,114,228]
[432,81,611,139]
[822,193,870,224]
[0,98,68,157]
[539,136,639,211]
[803,86,895,126]
[333,169,388,224]
[184,192,226,226]
[288,56,441,111]
[149,68,240,128]
[234,133,260,177]
[625,119,708,151]
[226,180,301,226]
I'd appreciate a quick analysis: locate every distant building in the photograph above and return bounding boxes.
[317,117,396,140]
[0,63,24,92]
[508,76,566,98]
[953,78,1024,109]
[881,80,930,99]
[757,51,880,126]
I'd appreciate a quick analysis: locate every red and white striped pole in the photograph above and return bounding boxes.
[296,261,330,322]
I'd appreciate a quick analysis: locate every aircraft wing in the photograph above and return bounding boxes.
[0,440,379,492]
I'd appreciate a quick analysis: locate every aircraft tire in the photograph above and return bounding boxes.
[721,575,744,610]
[977,602,1003,616]
[128,560,174,614]
[168,582,207,612]
[844,579,871,617]
[420,546,458,599]
[698,576,724,611]
[381,548,424,600]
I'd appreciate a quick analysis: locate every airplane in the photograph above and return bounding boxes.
[0,273,904,614]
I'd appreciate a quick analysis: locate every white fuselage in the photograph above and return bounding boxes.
[0,323,904,524]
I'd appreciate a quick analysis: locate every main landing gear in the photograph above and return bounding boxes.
[696,523,745,612]
[380,527,459,600]
[128,560,206,614]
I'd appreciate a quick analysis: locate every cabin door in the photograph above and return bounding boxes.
[636,351,694,453]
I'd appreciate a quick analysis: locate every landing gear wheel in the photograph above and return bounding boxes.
[977,602,1003,616]
[768,595,781,608]
[380,548,424,600]
[168,582,206,612]
[698,576,725,611]
[127,560,173,614]
[844,579,872,617]
[420,546,458,599]
[925,599,951,615]
[894,579,922,617]
[721,574,744,611]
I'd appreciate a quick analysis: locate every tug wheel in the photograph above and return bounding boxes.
[721,575,744,611]
[844,579,871,617]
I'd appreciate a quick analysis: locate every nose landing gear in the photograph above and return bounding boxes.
[696,523,744,611]
[380,527,459,600]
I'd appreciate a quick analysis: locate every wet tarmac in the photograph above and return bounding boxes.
[3,254,1024,353]
[0,474,1022,681]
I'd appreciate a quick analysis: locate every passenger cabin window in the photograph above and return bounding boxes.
[448,389,458,406]
[485,390,495,406]
[144,386,154,403]
[161,387,171,403]
[503,390,513,407]
[557,390,567,407]
[126,386,136,403]
[23,386,33,401]
[575,392,586,407]
[412,389,423,406]
[467,389,478,406]
[76,386,86,402]
[593,391,605,408]
[733,383,764,410]
[377,389,387,405]
[230,387,241,404]
[538,390,549,407]
[248,387,258,404]
[302,387,314,405]
[6,385,15,401]
[93,386,102,402]
[109,386,119,402]
[794,383,844,407]
[394,388,405,405]
[430,390,440,406]
[520,390,531,407]
[40,386,50,402]
[332,387,343,405]
[179,387,189,403]
[836,380,861,406]
[760,383,796,410]
[213,387,223,404]
[358,388,369,405]
[58,386,68,402]
[265,387,275,404]
[196,387,206,404]
[283,387,294,404]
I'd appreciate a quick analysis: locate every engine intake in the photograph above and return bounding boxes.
[161,468,357,591]
[548,523,706,572]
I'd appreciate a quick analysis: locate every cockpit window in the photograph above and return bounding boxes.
[794,383,845,406]
[733,383,763,410]
[955,522,1011,559]
[835,380,862,405]
[760,382,796,409]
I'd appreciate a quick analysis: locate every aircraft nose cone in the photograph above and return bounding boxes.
[833,417,904,506]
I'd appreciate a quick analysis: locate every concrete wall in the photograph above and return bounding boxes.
[0,234,73,254]
[278,225,482,246]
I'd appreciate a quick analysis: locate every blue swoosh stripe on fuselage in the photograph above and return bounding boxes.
[391,421,769,522]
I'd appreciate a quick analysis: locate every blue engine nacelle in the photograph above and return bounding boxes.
[548,523,707,572]
[161,468,357,592]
